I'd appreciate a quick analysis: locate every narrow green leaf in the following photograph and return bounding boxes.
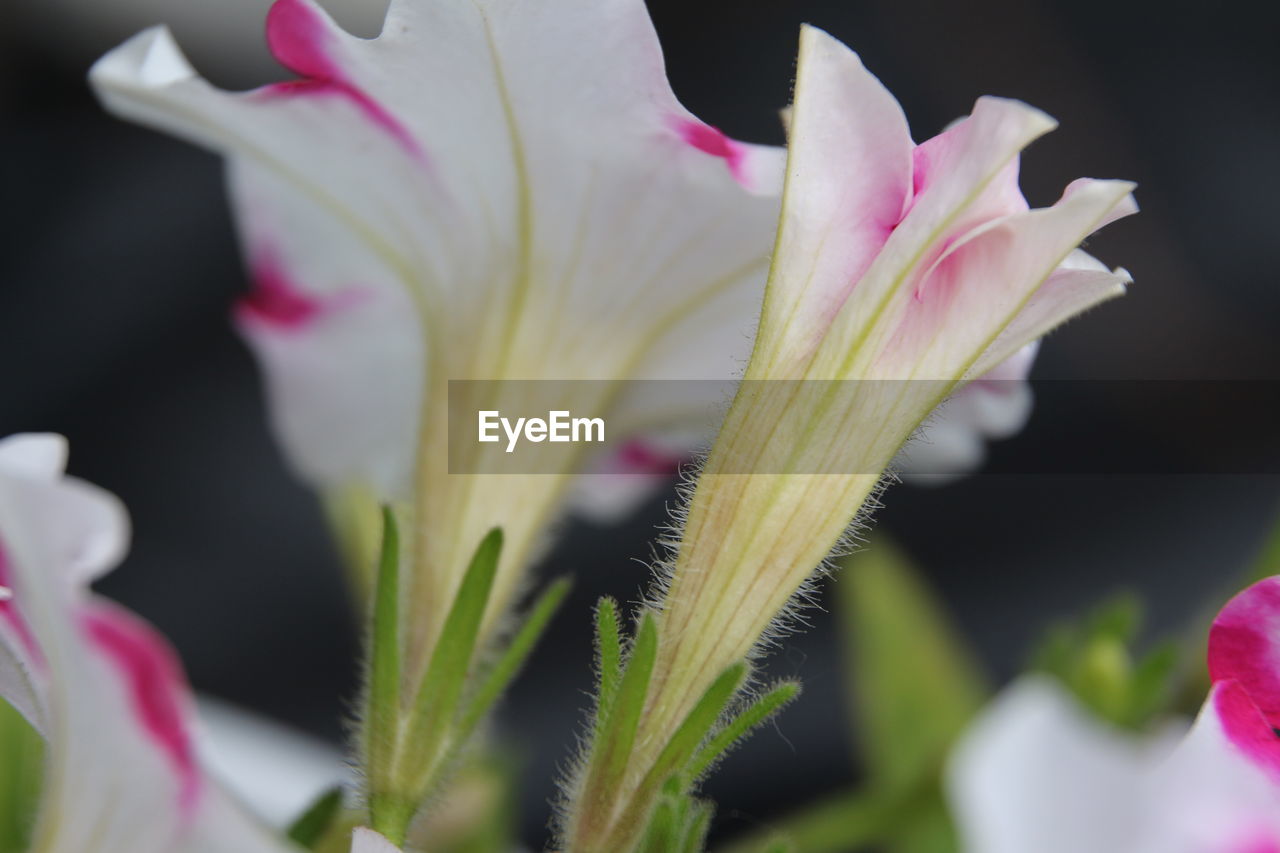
[640,797,677,853]
[680,799,713,853]
[287,786,344,849]
[630,661,747,808]
[367,507,402,770]
[458,575,572,738]
[411,528,504,745]
[595,611,659,790]
[594,597,624,730]
[688,681,800,782]
[840,540,986,793]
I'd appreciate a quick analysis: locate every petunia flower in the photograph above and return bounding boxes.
[89,0,787,683]
[563,25,1135,848]
[948,577,1280,853]
[0,433,292,853]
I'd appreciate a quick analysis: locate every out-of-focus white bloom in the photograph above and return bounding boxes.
[198,695,351,828]
[949,578,1280,853]
[0,434,291,853]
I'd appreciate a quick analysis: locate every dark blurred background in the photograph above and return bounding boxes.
[2,0,1278,846]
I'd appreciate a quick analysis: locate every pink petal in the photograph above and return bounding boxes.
[1209,679,1280,782]
[82,601,201,812]
[884,177,1136,379]
[967,250,1130,379]
[751,27,913,368]
[261,0,420,156]
[1211,578,1280,733]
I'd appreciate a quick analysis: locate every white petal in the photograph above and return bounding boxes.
[1131,684,1280,853]
[230,160,425,499]
[198,694,351,828]
[752,25,914,372]
[969,250,1130,379]
[351,827,403,853]
[0,457,291,853]
[0,433,69,481]
[946,676,1154,853]
[92,0,782,501]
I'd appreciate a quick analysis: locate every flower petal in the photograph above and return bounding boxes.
[230,161,425,498]
[1132,681,1280,853]
[897,342,1037,481]
[92,0,782,501]
[752,25,913,371]
[351,827,403,853]
[946,676,1155,853]
[968,250,1130,379]
[0,447,290,853]
[881,177,1136,380]
[1209,577,1280,729]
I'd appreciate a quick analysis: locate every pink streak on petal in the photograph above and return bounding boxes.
[235,260,324,330]
[0,544,40,661]
[673,118,750,186]
[614,440,684,476]
[1210,578,1280,729]
[261,0,421,156]
[1236,839,1280,853]
[82,604,201,813]
[1212,679,1280,782]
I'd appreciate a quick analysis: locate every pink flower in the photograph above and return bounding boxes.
[0,434,290,853]
[563,26,1135,849]
[949,578,1280,853]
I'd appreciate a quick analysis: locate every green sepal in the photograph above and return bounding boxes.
[593,597,624,733]
[366,507,402,773]
[688,681,800,783]
[1031,593,1181,729]
[408,528,504,756]
[594,611,658,792]
[458,575,572,739]
[286,786,345,849]
[681,799,714,853]
[641,662,747,795]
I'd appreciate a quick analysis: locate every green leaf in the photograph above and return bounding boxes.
[611,661,748,843]
[458,575,572,738]
[287,786,345,849]
[0,702,42,853]
[882,789,958,853]
[681,799,713,853]
[367,507,402,771]
[688,681,800,782]
[594,598,624,731]
[642,662,747,795]
[594,611,659,791]
[839,540,987,794]
[410,528,504,749]
[640,796,677,853]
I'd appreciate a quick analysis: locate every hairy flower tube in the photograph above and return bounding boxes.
[949,577,1280,853]
[562,26,1135,849]
[0,433,290,853]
